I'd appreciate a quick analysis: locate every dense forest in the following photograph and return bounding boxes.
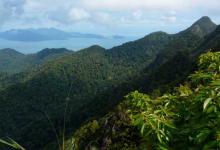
[0,48,71,74]
[0,16,220,150]
[72,51,220,150]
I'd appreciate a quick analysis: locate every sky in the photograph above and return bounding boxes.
[1,0,220,36]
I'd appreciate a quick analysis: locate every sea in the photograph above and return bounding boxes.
[0,37,138,54]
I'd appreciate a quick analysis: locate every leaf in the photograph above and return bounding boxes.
[140,123,146,135]
[206,105,217,113]
[158,144,169,150]
[0,139,14,148]
[211,80,220,87]
[164,121,176,129]
[203,98,212,110]
[154,110,162,114]
[195,129,211,144]
[203,141,219,149]
[0,138,26,150]
[133,117,143,126]
[157,133,163,144]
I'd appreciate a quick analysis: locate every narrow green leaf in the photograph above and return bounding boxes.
[0,139,15,148]
[140,124,146,135]
[203,98,212,110]
[0,138,26,150]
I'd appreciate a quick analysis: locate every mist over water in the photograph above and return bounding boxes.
[0,37,137,54]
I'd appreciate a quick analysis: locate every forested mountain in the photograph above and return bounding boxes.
[0,16,219,150]
[185,16,217,37]
[72,51,220,150]
[0,49,27,73]
[147,16,216,71]
[0,48,71,74]
[193,25,220,55]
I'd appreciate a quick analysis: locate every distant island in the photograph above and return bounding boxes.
[0,28,125,42]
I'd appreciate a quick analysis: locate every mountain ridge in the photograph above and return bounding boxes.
[180,16,216,35]
[0,48,73,73]
[0,16,219,149]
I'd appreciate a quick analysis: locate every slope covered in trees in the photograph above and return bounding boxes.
[71,51,220,150]
[0,16,219,149]
[0,49,28,73]
[0,48,71,74]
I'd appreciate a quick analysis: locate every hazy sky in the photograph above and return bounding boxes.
[1,0,220,36]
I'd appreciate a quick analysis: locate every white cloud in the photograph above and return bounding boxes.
[80,0,220,15]
[133,10,142,20]
[93,12,113,24]
[1,0,220,35]
[0,0,25,26]
[192,0,220,9]
[169,11,177,15]
[69,8,90,22]
[161,16,177,23]
[81,0,189,11]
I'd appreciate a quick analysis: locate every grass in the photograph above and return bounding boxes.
[0,138,26,150]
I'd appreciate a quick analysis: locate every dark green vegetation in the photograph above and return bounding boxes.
[0,49,28,73]
[0,16,220,150]
[73,52,220,149]
[0,48,71,74]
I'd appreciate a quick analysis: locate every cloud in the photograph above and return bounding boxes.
[0,0,25,26]
[169,11,177,15]
[192,0,220,9]
[133,10,142,20]
[1,0,220,35]
[69,8,90,22]
[4,0,25,14]
[80,0,189,11]
[92,12,114,26]
[161,16,177,23]
[80,0,220,15]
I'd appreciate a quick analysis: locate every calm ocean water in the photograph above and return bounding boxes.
[0,37,138,54]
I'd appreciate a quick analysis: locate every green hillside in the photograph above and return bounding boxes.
[71,51,220,150]
[0,49,28,73]
[0,48,71,74]
[0,17,219,150]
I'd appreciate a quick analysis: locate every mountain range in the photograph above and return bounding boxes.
[0,48,72,73]
[0,16,220,150]
[0,28,125,42]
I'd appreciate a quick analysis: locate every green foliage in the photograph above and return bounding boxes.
[0,48,71,74]
[0,49,28,74]
[72,110,140,150]
[0,138,26,150]
[124,92,177,149]
[0,18,219,149]
[0,31,180,149]
[195,25,220,55]
[73,52,220,150]
[126,52,220,149]
[72,120,100,150]
[199,51,220,73]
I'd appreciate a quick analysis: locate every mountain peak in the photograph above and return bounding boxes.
[88,45,105,50]
[36,48,71,59]
[187,16,217,37]
[192,16,214,26]
[0,48,24,56]
[79,45,105,55]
